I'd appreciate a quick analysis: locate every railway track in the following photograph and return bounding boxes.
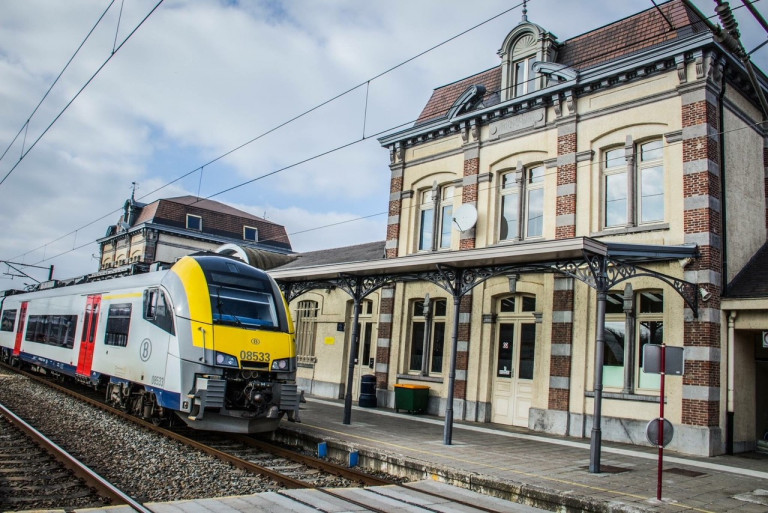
[0,364,542,512]
[0,401,147,512]
[0,364,393,495]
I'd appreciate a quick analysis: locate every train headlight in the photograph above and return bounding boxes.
[214,351,238,368]
[271,357,295,372]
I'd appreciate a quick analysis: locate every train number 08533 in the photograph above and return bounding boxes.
[240,351,270,362]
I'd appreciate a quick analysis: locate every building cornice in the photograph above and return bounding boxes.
[379,32,733,152]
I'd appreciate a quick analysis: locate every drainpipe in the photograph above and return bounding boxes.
[719,68,728,298]
[727,310,736,454]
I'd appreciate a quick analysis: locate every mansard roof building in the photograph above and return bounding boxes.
[270,0,768,457]
[98,195,292,275]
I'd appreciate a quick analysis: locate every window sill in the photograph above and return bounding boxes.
[591,223,669,238]
[396,374,444,384]
[585,390,661,403]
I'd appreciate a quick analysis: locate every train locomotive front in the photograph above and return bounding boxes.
[165,254,300,433]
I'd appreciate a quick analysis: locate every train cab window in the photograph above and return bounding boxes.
[105,303,132,347]
[143,289,175,335]
[1,309,16,331]
[210,284,278,329]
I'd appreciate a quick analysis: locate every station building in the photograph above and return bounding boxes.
[270,0,768,457]
[97,195,294,275]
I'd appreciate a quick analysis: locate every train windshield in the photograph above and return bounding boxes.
[209,281,278,329]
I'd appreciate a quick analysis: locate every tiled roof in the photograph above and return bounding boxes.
[117,195,291,249]
[132,202,158,226]
[272,241,386,270]
[416,67,501,125]
[164,196,277,225]
[726,243,768,298]
[416,0,709,125]
[557,0,707,70]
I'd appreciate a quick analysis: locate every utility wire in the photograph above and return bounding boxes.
[0,0,117,166]
[13,116,768,274]
[4,0,531,264]
[0,2,716,267]
[0,0,165,188]
[5,1,765,271]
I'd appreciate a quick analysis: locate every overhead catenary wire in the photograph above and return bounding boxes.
[3,0,765,276]
[0,0,523,265]
[0,0,165,188]
[15,116,767,274]
[0,0,117,167]
[0,2,745,268]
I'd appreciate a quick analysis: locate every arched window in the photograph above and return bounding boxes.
[602,138,665,229]
[408,297,447,375]
[417,183,455,252]
[498,23,558,102]
[500,164,544,241]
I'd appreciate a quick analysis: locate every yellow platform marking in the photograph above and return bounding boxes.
[302,422,717,513]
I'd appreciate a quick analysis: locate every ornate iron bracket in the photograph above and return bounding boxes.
[538,251,699,317]
[279,280,336,303]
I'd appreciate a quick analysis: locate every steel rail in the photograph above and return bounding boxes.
[0,401,151,513]
[230,434,396,487]
[2,363,325,488]
[2,364,509,512]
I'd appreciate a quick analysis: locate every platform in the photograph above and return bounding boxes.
[273,397,768,513]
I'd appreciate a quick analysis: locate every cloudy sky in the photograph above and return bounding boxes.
[0,0,766,288]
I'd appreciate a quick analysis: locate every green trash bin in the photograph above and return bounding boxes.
[394,384,429,413]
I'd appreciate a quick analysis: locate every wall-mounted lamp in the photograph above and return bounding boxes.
[679,257,692,268]
[508,274,519,294]
[700,287,712,302]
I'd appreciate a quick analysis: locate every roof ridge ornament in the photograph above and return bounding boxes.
[521,0,528,23]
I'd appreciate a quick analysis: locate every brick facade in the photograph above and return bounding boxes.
[681,86,722,428]
[556,128,577,240]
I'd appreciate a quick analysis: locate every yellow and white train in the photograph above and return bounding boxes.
[0,254,299,433]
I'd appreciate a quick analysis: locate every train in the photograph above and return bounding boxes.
[0,253,300,433]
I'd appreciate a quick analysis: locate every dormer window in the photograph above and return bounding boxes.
[498,22,559,101]
[186,214,202,231]
[514,55,537,97]
[243,226,258,241]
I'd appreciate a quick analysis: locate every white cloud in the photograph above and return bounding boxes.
[0,0,765,290]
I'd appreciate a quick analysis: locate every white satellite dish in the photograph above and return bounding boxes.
[452,204,477,232]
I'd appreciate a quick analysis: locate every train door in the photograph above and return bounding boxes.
[349,299,376,400]
[491,295,537,427]
[76,295,101,377]
[13,301,28,356]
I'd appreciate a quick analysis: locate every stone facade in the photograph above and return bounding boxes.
[282,1,767,457]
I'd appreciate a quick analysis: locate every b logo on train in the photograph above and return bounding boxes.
[0,254,300,433]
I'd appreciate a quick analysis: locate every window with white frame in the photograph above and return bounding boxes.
[638,140,664,223]
[186,214,202,231]
[603,139,664,229]
[418,183,454,252]
[603,288,663,392]
[418,189,434,251]
[408,297,446,375]
[243,226,258,241]
[295,300,318,358]
[438,186,454,249]
[500,165,544,241]
[514,55,537,97]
